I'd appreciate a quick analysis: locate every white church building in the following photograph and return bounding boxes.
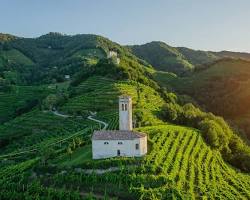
[92,96,147,159]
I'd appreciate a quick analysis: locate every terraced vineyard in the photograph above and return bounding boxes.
[0,110,98,155]
[61,76,164,126]
[96,111,119,130]
[137,125,250,199]
[0,85,53,123]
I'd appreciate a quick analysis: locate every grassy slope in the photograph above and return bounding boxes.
[53,145,92,167]
[154,59,250,141]
[50,76,250,198]
[0,75,250,199]
[6,123,250,199]
[177,47,219,66]
[129,41,194,75]
[137,124,250,199]
[1,33,250,198]
[1,49,34,65]
[0,109,97,155]
[61,76,164,126]
[0,85,53,123]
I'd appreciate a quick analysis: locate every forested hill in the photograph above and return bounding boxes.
[128,41,194,75]
[0,32,149,85]
[155,58,250,143]
[1,33,250,199]
[129,41,250,75]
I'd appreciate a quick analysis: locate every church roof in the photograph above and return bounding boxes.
[92,130,146,140]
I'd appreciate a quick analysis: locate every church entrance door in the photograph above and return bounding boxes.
[117,150,121,156]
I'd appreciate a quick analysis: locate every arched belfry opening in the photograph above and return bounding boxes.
[119,96,132,131]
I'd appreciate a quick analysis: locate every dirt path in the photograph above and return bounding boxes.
[52,110,108,130]
[52,110,70,118]
[0,111,108,159]
[87,116,108,130]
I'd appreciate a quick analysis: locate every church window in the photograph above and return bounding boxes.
[125,104,128,111]
[118,141,123,145]
[135,143,139,150]
[104,142,109,145]
[122,104,125,111]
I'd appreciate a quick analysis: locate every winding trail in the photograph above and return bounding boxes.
[52,110,70,118]
[52,110,108,130]
[0,110,108,159]
[87,116,108,130]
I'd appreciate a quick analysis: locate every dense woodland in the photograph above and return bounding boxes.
[1,33,250,199]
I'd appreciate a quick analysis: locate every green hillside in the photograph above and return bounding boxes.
[1,33,250,199]
[61,76,164,126]
[0,73,249,199]
[1,123,250,199]
[0,33,17,42]
[0,85,53,123]
[155,58,250,142]
[0,32,149,85]
[138,125,250,199]
[129,41,194,75]
[130,42,250,75]
[213,51,250,61]
[177,47,219,66]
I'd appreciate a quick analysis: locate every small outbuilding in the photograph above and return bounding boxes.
[92,96,147,159]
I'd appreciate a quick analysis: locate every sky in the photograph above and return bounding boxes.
[1,0,250,52]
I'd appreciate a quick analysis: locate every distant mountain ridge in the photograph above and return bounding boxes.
[129,41,250,75]
[0,33,18,42]
[0,32,150,85]
[2,33,250,79]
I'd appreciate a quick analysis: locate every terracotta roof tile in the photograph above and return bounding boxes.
[92,130,146,140]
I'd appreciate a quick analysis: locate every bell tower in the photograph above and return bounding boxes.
[119,96,132,131]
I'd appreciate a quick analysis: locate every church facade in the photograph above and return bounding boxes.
[92,96,147,159]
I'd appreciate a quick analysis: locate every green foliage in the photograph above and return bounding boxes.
[1,33,250,199]
[177,47,219,66]
[162,103,182,121]
[161,99,250,172]
[138,125,250,199]
[0,33,153,85]
[0,85,52,124]
[0,33,17,42]
[129,41,194,75]
[199,119,224,148]
[0,110,97,154]
[42,92,68,110]
[156,58,250,142]
[0,77,11,92]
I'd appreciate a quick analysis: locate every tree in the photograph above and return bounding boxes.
[182,103,203,127]
[43,94,58,110]
[75,137,84,147]
[0,78,11,92]
[39,147,54,166]
[162,103,182,122]
[67,146,73,160]
[198,119,223,148]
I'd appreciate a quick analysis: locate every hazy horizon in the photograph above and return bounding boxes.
[1,0,250,53]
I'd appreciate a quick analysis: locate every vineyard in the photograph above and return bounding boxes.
[2,122,249,199]
[1,75,250,199]
[0,85,53,123]
[0,109,98,156]
[137,125,250,199]
[61,76,164,126]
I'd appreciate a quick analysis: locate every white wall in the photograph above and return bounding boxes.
[107,51,118,58]
[92,137,147,159]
